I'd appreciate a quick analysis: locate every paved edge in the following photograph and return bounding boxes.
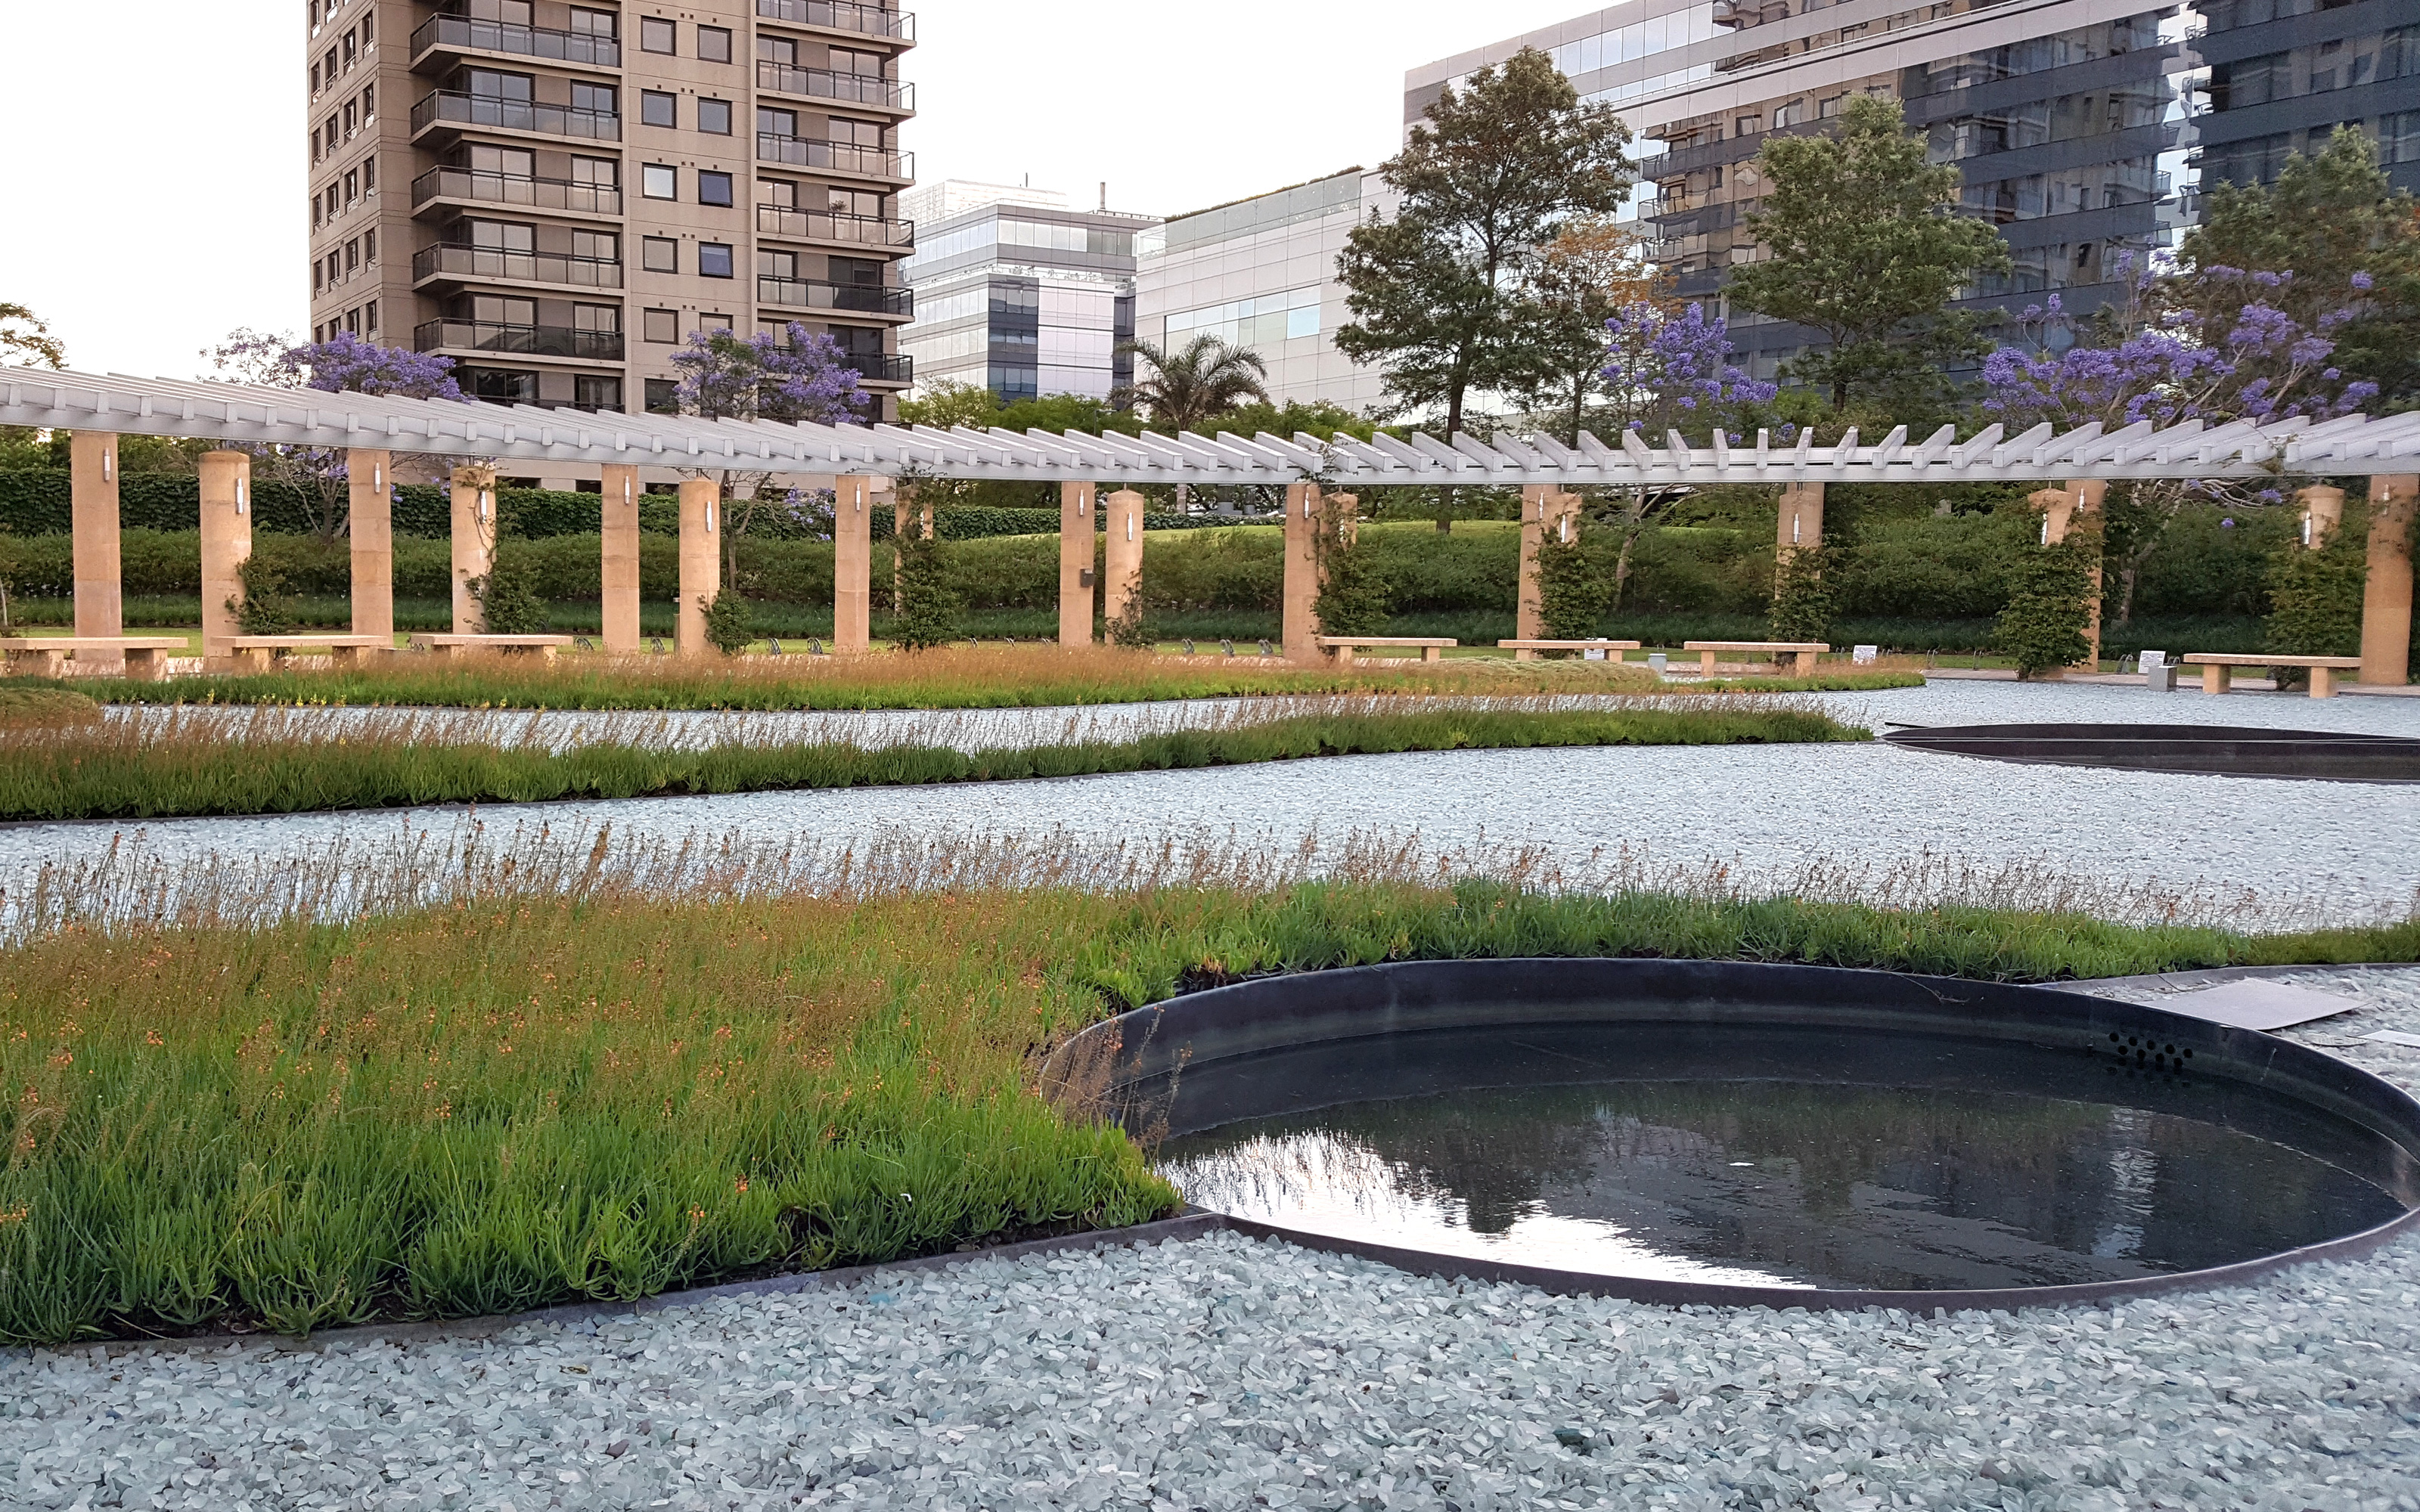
[2046,962,2420,996]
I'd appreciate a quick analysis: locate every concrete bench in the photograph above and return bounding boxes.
[1316,636,1457,665]
[408,634,576,662]
[1683,640,1829,678]
[0,636,189,681]
[2182,652,2363,699]
[225,634,396,671]
[1497,638,1641,663]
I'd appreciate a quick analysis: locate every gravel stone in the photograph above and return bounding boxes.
[9,971,2420,1511]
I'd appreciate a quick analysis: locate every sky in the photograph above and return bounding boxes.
[0,0,1590,380]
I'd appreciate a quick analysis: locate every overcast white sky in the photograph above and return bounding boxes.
[0,0,1587,379]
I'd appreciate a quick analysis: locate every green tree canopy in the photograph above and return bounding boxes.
[1335,48,1632,438]
[1723,94,2009,412]
[0,302,65,370]
[1112,336,1270,434]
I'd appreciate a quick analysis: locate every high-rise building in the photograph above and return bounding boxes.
[1132,170,1398,415]
[2192,1,2418,197]
[304,0,917,420]
[898,181,1156,402]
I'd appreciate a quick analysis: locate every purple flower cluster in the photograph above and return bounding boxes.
[293,332,465,401]
[670,322,867,426]
[1600,302,1775,432]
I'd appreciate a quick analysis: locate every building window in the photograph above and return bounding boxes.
[365,299,378,333]
[467,368,540,403]
[645,377,680,413]
[310,61,320,94]
[345,307,360,335]
[361,83,374,120]
[643,236,678,272]
[345,237,360,273]
[572,81,616,116]
[359,11,371,45]
[641,90,677,129]
[573,375,623,411]
[698,170,733,206]
[640,16,675,53]
[573,228,619,262]
[343,101,356,135]
[643,308,680,343]
[569,6,616,39]
[576,304,620,334]
[363,229,376,264]
[699,243,734,278]
[361,156,374,193]
[1775,98,1806,128]
[311,194,322,228]
[830,48,883,78]
[699,312,733,332]
[313,262,324,293]
[697,24,732,62]
[698,98,731,135]
[642,163,677,199]
[345,169,358,205]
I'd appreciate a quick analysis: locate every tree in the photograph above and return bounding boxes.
[1113,336,1270,433]
[1723,94,2010,411]
[1517,217,1662,445]
[670,322,868,584]
[2177,126,2420,406]
[1336,47,1632,448]
[203,330,463,541]
[0,302,66,369]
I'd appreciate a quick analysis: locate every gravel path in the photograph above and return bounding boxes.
[9,971,2419,1511]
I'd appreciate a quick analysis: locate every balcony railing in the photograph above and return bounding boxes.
[410,14,621,67]
[411,166,623,215]
[756,0,914,40]
[754,61,913,110]
[754,133,912,181]
[841,352,912,384]
[756,205,914,246]
[412,244,625,288]
[415,320,625,361]
[757,277,913,316]
[411,90,622,141]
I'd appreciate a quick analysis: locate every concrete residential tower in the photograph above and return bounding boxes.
[304,0,917,419]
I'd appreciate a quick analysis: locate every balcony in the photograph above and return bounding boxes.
[755,133,913,182]
[756,205,914,248]
[412,166,622,215]
[411,90,622,142]
[754,61,913,112]
[841,352,912,384]
[756,0,914,41]
[411,243,625,289]
[415,320,625,361]
[410,14,620,70]
[757,277,913,317]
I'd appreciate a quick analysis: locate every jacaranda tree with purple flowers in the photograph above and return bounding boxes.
[669,321,868,586]
[203,328,464,541]
[1586,299,1779,609]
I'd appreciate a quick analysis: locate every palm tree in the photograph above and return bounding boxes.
[1114,336,1270,434]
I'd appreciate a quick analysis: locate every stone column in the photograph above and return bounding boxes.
[1059,480,1096,646]
[1517,486,1584,641]
[1280,482,1320,662]
[1102,489,1146,640]
[2361,475,2416,686]
[1776,482,1824,556]
[70,432,123,669]
[2297,485,2344,550]
[449,463,498,634]
[348,448,393,642]
[833,475,873,654]
[599,465,641,652]
[677,478,721,657]
[198,450,253,665]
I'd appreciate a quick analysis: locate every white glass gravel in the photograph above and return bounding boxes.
[9,970,2419,1512]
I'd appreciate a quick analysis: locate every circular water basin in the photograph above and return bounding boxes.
[1056,960,2420,1308]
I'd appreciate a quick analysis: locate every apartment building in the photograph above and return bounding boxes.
[1131,170,1397,414]
[2194,0,2418,194]
[898,181,1156,402]
[303,0,916,420]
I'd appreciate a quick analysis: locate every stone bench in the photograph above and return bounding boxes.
[1497,638,1642,663]
[0,636,189,681]
[224,635,396,671]
[2182,652,2364,699]
[408,634,576,662]
[1683,640,1829,678]
[1316,636,1457,665]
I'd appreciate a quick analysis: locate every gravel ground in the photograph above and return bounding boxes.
[8,971,2419,1512]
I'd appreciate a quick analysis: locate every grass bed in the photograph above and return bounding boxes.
[2,874,2413,1345]
[0,699,1862,821]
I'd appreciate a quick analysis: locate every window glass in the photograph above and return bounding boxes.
[699,243,734,278]
[698,98,732,135]
[760,178,798,209]
[698,170,734,206]
[697,25,732,62]
[574,304,621,333]
[645,378,679,414]
[569,154,616,186]
[640,17,675,53]
[758,35,796,64]
[643,163,677,199]
[643,308,680,342]
[643,237,679,272]
[571,82,616,115]
[572,229,618,261]
[641,90,676,128]
[700,312,734,331]
[568,7,616,38]
[758,106,798,136]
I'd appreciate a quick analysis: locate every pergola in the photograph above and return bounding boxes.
[6,365,2417,679]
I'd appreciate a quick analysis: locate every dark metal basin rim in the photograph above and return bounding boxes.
[1044,958,2420,1312]
[1880,722,2420,782]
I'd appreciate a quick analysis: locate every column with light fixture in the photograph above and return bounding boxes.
[450,463,498,634]
[833,476,873,655]
[199,451,253,666]
[678,478,721,657]
[70,432,123,668]
[1059,481,1096,646]
[348,449,393,643]
[1102,490,1146,643]
[600,464,641,654]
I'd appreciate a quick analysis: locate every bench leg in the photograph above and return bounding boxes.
[1792,651,1818,677]
[121,649,166,682]
[6,649,67,679]
[1514,647,1535,662]
[1699,650,1718,679]
[538,646,558,662]
[2310,666,2336,699]
[2201,665,2229,694]
[1333,645,1355,666]
[1423,646,1443,664]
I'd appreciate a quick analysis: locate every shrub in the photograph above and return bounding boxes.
[468,556,549,634]
[1314,503,1392,638]
[1995,534,2096,678]
[1767,545,1835,643]
[891,531,963,649]
[701,590,756,655]
[231,554,299,636]
[1534,528,1613,640]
